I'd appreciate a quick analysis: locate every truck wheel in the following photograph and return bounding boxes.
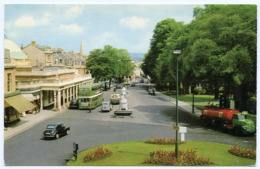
[234,127,241,136]
[202,119,209,127]
[218,123,226,132]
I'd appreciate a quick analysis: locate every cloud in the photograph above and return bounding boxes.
[65,5,84,18]
[14,13,51,27]
[132,32,153,53]
[119,16,149,30]
[91,32,119,49]
[59,24,83,34]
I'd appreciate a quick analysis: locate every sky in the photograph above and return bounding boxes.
[4,3,202,55]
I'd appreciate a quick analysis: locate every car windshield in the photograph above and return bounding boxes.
[112,95,118,98]
[103,102,108,105]
[238,114,248,120]
[47,124,56,129]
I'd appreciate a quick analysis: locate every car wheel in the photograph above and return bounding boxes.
[66,129,70,135]
[55,133,60,139]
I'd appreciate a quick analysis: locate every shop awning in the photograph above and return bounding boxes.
[4,94,36,113]
[22,94,35,102]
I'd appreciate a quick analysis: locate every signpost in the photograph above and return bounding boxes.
[173,126,187,142]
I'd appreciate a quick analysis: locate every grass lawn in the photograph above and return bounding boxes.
[67,140,255,166]
[161,91,218,103]
[160,91,219,110]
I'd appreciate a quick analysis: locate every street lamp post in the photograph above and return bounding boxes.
[173,49,181,158]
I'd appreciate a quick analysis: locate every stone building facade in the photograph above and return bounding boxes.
[4,47,35,124]
[4,37,93,113]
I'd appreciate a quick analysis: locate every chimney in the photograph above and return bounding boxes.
[31,40,36,46]
[80,40,84,56]
[21,44,23,50]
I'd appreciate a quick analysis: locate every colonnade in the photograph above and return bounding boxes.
[40,81,91,110]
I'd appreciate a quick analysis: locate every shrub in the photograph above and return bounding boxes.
[228,145,256,159]
[145,149,212,166]
[193,87,206,95]
[145,138,183,145]
[84,145,112,162]
[246,97,256,115]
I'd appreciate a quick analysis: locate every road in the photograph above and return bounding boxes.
[4,85,256,166]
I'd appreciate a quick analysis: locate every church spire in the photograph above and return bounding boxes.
[80,40,84,56]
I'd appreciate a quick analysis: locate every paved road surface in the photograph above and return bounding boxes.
[4,85,256,166]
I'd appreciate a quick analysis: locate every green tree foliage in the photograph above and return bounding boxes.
[142,5,256,111]
[86,45,134,85]
[142,18,185,89]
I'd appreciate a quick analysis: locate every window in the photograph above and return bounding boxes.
[7,73,12,92]
[238,115,248,120]
[233,115,238,120]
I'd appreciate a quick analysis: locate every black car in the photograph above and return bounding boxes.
[69,99,78,109]
[43,123,70,139]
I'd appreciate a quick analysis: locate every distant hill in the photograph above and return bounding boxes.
[130,53,145,61]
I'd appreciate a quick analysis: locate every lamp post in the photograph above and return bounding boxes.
[173,49,181,158]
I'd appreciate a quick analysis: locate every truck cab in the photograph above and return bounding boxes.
[232,112,255,135]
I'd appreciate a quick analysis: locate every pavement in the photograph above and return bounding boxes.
[4,109,64,140]
[156,91,202,118]
[4,85,203,140]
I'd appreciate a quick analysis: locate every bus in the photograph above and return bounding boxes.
[78,83,103,109]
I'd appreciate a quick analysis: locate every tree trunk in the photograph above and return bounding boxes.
[214,82,219,100]
[109,78,112,89]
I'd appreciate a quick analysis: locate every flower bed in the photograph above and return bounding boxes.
[228,145,256,159]
[145,138,183,145]
[145,149,212,166]
[84,145,112,162]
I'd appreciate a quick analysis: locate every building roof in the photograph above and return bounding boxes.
[35,45,51,51]
[4,38,28,59]
[4,48,11,64]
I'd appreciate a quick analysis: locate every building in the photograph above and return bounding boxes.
[4,47,35,125]
[4,37,93,112]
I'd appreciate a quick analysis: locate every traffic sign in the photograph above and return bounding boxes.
[173,125,179,131]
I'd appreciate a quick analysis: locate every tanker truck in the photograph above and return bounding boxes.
[201,107,255,136]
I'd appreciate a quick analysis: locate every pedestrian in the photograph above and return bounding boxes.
[4,115,8,129]
[114,87,116,92]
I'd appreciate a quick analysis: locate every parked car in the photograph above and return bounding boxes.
[101,101,113,112]
[69,99,78,109]
[43,123,70,139]
[116,83,122,89]
[140,78,144,83]
[148,88,156,95]
[110,94,120,104]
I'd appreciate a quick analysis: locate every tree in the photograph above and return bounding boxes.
[189,5,256,108]
[142,18,185,89]
[142,5,256,112]
[86,45,134,88]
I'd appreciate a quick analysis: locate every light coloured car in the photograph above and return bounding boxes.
[101,101,113,112]
[110,94,120,104]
